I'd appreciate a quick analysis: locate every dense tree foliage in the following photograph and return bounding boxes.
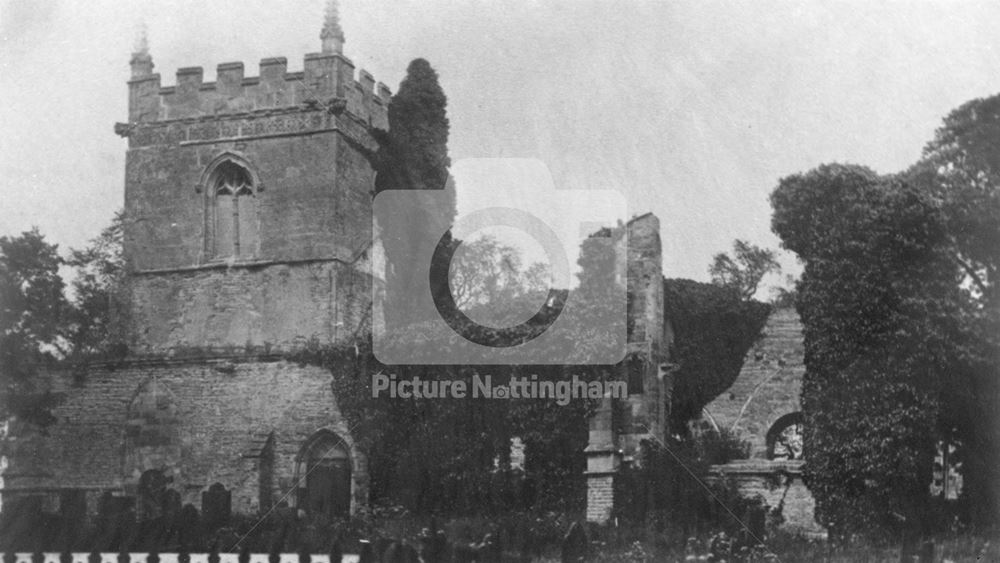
[1,214,127,427]
[906,95,1000,528]
[771,159,997,538]
[65,211,127,358]
[708,239,781,301]
[663,278,771,430]
[0,228,68,424]
[375,58,457,328]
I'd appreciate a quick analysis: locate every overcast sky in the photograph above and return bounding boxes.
[3,0,1000,294]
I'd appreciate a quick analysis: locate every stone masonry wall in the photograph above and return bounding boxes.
[622,213,668,447]
[703,308,804,458]
[709,460,823,536]
[586,213,669,523]
[124,124,375,271]
[2,359,364,517]
[127,261,375,353]
[128,54,389,129]
[122,96,381,351]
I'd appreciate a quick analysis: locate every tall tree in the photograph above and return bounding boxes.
[708,239,781,300]
[905,94,1000,527]
[65,210,127,357]
[0,228,68,424]
[375,58,457,328]
[771,163,982,538]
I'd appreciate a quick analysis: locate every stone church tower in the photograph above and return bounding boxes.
[121,5,386,353]
[1,2,385,520]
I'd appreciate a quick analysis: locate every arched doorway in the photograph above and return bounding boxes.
[296,431,351,517]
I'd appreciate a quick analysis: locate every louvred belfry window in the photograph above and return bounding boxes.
[212,161,258,258]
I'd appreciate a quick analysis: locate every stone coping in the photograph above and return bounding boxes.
[708,458,805,476]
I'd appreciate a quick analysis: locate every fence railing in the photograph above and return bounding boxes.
[0,555,349,563]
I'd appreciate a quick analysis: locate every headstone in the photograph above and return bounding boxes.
[164,490,182,519]
[201,485,231,531]
[356,540,374,563]
[382,541,419,563]
[328,539,342,563]
[177,505,201,551]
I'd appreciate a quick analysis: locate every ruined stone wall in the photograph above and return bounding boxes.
[586,213,671,523]
[621,213,669,452]
[709,460,823,537]
[2,360,365,517]
[702,308,804,458]
[702,310,823,536]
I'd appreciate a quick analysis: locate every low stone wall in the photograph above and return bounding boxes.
[708,459,825,537]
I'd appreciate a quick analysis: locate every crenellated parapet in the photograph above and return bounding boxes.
[127,53,390,130]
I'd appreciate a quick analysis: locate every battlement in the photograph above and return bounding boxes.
[128,52,390,129]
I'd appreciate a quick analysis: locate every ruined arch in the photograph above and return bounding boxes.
[766,412,804,460]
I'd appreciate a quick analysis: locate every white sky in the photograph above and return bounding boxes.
[3,0,1000,295]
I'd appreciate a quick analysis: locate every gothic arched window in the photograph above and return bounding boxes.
[210,160,258,259]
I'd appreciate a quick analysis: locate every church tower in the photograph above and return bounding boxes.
[0,2,387,521]
[117,0,387,353]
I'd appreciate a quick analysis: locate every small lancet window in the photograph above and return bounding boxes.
[211,161,258,258]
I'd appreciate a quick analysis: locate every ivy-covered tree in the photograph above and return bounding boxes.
[663,278,771,430]
[905,94,1000,528]
[0,228,68,425]
[771,163,984,539]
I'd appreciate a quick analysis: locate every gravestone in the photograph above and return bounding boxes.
[328,538,343,563]
[202,484,231,530]
[178,504,202,550]
[357,539,375,563]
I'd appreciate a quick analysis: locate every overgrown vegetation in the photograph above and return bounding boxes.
[374,58,456,330]
[663,278,771,430]
[770,94,1000,540]
[0,217,126,425]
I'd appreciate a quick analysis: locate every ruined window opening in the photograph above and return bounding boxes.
[211,161,257,259]
[766,412,804,460]
[930,439,964,501]
[626,355,644,394]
